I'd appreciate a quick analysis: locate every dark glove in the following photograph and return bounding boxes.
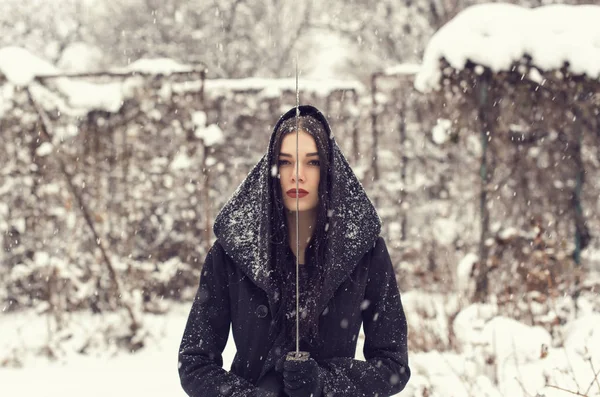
[256,369,285,397]
[280,357,323,397]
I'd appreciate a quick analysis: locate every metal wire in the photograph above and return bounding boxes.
[294,58,300,355]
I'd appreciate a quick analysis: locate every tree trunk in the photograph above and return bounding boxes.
[474,75,493,303]
[370,74,379,181]
[352,91,360,164]
[398,92,408,241]
[202,141,212,256]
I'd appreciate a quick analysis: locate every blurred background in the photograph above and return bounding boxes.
[1,0,599,396]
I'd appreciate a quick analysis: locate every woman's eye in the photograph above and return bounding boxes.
[278,159,319,166]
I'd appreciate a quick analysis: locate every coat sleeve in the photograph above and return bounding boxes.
[178,242,258,397]
[318,237,411,397]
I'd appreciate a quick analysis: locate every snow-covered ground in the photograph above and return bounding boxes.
[0,304,196,397]
[2,295,599,397]
[0,303,364,397]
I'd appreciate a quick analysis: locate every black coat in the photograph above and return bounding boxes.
[179,106,410,397]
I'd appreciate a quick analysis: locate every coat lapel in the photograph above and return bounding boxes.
[315,143,381,316]
[213,155,278,301]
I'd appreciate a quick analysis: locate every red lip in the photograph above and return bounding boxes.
[287,189,308,198]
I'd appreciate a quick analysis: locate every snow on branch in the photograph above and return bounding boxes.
[117,58,199,75]
[415,3,600,92]
[383,63,421,77]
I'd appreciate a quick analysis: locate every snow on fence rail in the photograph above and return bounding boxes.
[0,47,207,114]
[1,46,361,117]
[171,77,364,100]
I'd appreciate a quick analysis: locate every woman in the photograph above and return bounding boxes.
[179,105,410,397]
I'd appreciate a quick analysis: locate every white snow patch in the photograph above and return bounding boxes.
[498,227,519,241]
[14,217,26,234]
[191,111,207,128]
[0,47,132,113]
[482,317,552,365]
[416,4,600,92]
[457,253,477,294]
[170,152,192,170]
[35,142,54,157]
[562,314,600,357]
[466,135,482,157]
[432,218,458,245]
[0,304,210,397]
[402,291,459,347]
[121,58,196,75]
[206,156,217,167]
[384,63,421,76]
[306,32,351,80]
[0,46,58,86]
[454,303,498,348]
[432,119,452,145]
[57,42,105,73]
[0,83,15,118]
[195,124,225,147]
[58,80,125,113]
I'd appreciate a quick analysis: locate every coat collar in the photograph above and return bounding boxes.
[213,105,381,313]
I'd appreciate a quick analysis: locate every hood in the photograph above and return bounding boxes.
[213,105,381,312]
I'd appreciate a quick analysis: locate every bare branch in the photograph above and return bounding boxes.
[546,384,588,396]
[223,0,245,35]
[276,3,312,72]
[583,358,600,396]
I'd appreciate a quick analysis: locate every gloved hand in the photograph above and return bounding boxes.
[280,357,323,397]
[256,369,285,397]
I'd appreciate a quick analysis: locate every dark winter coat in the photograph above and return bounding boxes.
[178,106,410,397]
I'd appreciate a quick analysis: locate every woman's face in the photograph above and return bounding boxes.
[278,129,321,213]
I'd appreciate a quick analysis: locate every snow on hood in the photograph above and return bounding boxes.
[213,105,381,303]
[416,3,600,92]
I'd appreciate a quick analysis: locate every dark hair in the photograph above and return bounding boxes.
[269,115,332,347]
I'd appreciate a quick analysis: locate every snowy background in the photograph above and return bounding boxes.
[1,0,600,396]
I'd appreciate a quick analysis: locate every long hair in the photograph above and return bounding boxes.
[269,115,332,347]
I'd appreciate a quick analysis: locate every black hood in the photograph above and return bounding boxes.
[213,105,381,313]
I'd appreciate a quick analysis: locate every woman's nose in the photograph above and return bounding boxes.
[290,164,305,182]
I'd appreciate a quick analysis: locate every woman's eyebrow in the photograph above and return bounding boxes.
[279,152,319,157]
